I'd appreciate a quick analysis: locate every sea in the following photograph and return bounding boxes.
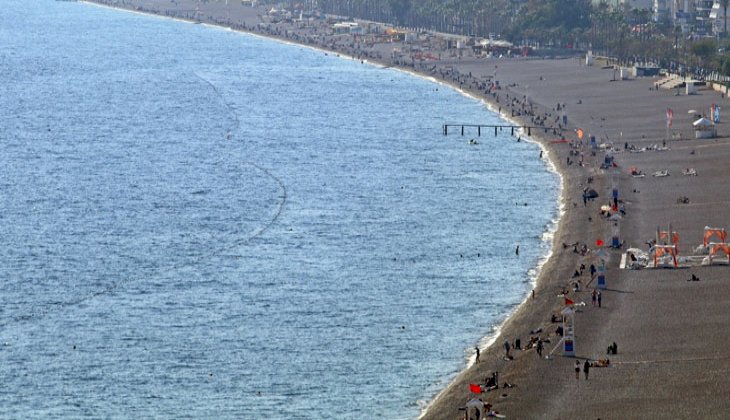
[0,1,560,418]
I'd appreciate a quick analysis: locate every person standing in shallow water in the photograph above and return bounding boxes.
[475,346,480,363]
[515,245,519,256]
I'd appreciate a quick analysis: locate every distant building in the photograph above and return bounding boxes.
[710,0,729,34]
[623,0,654,9]
[654,0,671,22]
[594,0,653,9]
[695,0,714,35]
[655,0,715,35]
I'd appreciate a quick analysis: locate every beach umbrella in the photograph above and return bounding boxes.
[466,398,486,419]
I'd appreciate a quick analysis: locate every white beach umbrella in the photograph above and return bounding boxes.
[466,398,486,419]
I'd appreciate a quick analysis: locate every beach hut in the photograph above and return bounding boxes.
[686,81,698,95]
[585,51,594,66]
[693,117,716,139]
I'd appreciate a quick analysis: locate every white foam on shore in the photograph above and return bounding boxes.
[414,85,566,419]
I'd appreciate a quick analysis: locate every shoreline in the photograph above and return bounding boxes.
[80,0,582,416]
[81,1,730,418]
[365,47,569,417]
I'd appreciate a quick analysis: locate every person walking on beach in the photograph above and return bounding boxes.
[504,340,511,358]
[575,360,580,380]
[536,340,543,358]
[583,360,590,380]
[475,346,480,363]
[591,289,597,306]
[597,290,602,308]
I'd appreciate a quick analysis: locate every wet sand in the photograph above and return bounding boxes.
[84,1,730,418]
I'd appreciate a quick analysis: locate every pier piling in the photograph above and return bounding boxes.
[441,124,564,139]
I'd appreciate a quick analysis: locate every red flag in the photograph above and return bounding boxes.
[469,383,482,394]
[666,108,674,128]
[565,298,574,306]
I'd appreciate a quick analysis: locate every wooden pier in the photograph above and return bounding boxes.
[442,124,569,137]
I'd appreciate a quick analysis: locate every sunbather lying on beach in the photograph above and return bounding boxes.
[682,168,697,176]
[629,167,645,177]
[592,358,611,367]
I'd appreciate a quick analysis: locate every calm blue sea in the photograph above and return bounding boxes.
[0,1,559,418]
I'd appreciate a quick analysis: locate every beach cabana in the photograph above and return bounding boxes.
[704,227,727,247]
[652,245,678,268]
[693,117,716,139]
[704,243,730,265]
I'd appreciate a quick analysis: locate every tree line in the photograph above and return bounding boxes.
[308,0,730,77]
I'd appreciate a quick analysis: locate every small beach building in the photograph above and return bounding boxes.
[693,117,716,139]
[632,66,660,77]
[686,83,696,95]
[332,22,364,35]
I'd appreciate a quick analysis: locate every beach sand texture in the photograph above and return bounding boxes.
[84,1,730,418]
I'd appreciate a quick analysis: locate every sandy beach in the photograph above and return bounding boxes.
[84,1,730,418]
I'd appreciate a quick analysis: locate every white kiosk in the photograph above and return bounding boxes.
[693,117,716,139]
